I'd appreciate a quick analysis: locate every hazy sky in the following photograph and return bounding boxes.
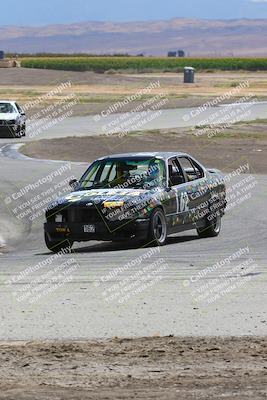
[1,0,267,25]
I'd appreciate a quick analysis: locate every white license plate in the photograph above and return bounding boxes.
[83,224,95,233]
[55,214,63,223]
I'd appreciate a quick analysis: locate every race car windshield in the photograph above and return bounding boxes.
[0,103,15,113]
[79,158,166,190]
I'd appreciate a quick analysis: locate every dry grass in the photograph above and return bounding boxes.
[1,69,267,117]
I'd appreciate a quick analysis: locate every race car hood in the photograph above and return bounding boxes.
[48,188,156,209]
[0,113,18,120]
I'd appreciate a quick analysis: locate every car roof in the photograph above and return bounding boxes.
[98,152,190,161]
[0,100,16,105]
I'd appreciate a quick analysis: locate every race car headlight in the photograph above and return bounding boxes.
[103,201,124,208]
[2,119,17,126]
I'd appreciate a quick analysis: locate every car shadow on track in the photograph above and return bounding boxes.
[71,233,200,254]
[37,234,199,256]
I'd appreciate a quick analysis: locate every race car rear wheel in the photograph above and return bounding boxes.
[147,208,167,246]
[45,232,73,253]
[197,214,221,238]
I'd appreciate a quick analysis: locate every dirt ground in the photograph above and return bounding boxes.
[22,121,267,174]
[0,337,266,400]
[1,68,267,117]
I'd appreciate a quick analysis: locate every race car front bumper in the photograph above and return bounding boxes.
[44,218,150,243]
[0,122,19,137]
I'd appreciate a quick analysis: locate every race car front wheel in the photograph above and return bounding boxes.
[21,124,26,137]
[197,214,221,238]
[147,208,167,246]
[45,232,73,253]
[14,127,22,138]
[13,124,26,138]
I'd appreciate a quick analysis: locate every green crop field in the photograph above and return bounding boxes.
[21,57,267,73]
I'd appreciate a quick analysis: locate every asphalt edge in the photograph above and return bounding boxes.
[0,143,88,166]
[0,143,88,253]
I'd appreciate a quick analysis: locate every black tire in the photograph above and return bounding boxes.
[197,214,221,238]
[147,208,167,246]
[45,232,73,253]
[21,124,26,136]
[14,126,22,138]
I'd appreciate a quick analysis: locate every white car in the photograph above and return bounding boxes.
[0,101,26,138]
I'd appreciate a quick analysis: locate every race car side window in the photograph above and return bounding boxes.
[99,162,116,184]
[178,157,204,181]
[168,157,186,187]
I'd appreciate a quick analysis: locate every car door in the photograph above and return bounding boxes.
[163,156,191,230]
[177,156,210,226]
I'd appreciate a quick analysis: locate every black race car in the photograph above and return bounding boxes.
[44,152,227,252]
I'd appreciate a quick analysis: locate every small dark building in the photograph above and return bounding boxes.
[168,51,177,57]
[177,50,185,58]
[0,51,5,60]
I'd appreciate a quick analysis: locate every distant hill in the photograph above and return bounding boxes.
[0,18,267,56]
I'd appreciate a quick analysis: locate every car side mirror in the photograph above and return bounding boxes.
[20,111,26,116]
[69,179,79,190]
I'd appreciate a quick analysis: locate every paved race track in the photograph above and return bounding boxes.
[1,102,267,142]
[0,106,266,340]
